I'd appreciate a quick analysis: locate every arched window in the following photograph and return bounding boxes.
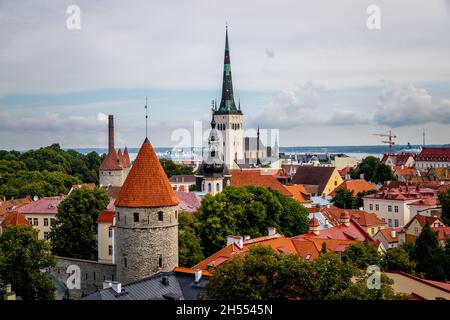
[133,212,139,222]
[158,211,164,221]
[216,183,220,192]
[208,183,212,192]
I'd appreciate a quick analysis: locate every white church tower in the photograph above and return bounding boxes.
[213,26,243,169]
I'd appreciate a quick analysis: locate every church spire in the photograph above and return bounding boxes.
[216,25,241,115]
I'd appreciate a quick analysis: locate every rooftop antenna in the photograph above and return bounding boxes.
[145,97,149,138]
[373,130,396,154]
[422,129,426,147]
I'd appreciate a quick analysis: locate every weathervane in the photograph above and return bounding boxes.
[145,96,149,138]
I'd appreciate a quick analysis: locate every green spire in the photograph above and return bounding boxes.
[216,25,242,115]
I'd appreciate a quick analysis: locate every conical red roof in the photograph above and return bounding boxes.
[123,147,131,167]
[115,138,179,207]
[100,148,123,171]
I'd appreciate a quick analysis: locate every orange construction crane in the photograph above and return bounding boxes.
[373,130,396,154]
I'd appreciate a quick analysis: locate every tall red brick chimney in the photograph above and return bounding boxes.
[108,115,114,153]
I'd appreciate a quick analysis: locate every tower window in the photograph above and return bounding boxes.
[159,255,163,268]
[134,212,139,222]
[117,212,120,221]
[211,150,216,157]
[124,257,127,268]
[158,211,164,221]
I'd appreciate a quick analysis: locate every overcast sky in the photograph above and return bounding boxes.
[1,0,450,150]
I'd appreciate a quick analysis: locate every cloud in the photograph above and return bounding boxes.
[248,81,371,129]
[373,83,450,127]
[96,112,108,124]
[265,49,275,58]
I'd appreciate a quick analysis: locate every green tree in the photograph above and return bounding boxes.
[412,224,446,281]
[438,187,450,225]
[351,156,379,181]
[372,163,396,184]
[206,245,312,300]
[196,186,309,256]
[160,159,193,177]
[178,212,204,267]
[382,246,416,273]
[50,187,109,260]
[332,188,358,209]
[342,240,381,269]
[0,226,56,300]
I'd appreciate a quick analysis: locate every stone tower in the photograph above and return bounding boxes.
[214,26,243,169]
[114,137,179,284]
[99,115,131,187]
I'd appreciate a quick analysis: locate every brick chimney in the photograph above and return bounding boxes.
[340,210,350,227]
[108,115,114,153]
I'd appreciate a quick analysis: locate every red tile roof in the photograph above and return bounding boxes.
[321,206,385,228]
[381,153,414,166]
[331,179,376,196]
[100,148,123,171]
[193,233,358,271]
[364,185,437,201]
[229,169,293,197]
[0,211,30,227]
[17,196,64,215]
[115,138,179,207]
[294,219,369,241]
[416,147,450,162]
[378,227,402,243]
[123,147,131,168]
[393,166,417,177]
[403,214,444,230]
[0,197,32,217]
[284,185,312,204]
[432,226,450,241]
[176,191,201,213]
[97,210,115,224]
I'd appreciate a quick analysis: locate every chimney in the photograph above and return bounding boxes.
[3,284,16,300]
[268,227,277,236]
[103,280,113,289]
[108,115,114,153]
[360,173,365,180]
[226,235,244,249]
[340,210,350,227]
[161,276,170,286]
[194,269,202,283]
[345,174,351,181]
[391,230,396,238]
[111,281,122,294]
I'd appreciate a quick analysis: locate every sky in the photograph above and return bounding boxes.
[1,0,450,150]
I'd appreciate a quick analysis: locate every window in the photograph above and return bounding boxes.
[175,210,178,220]
[334,181,337,186]
[375,204,379,211]
[369,204,373,210]
[159,255,163,268]
[44,232,49,241]
[33,218,38,226]
[108,245,113,256]
[158,211,164,221]
[208,183,212,193]
[133,212,139,222]
[305,254,311,261]
[414,227,419,235]
[394,219,399,227]
[108,227,113,238]
[216,183,220,192]
[388,205,392,212]
[124,258,127,268]
[210,150,215,157]
[27,218,32,224]
[117,212,120,221]
[394,206,399,213]
[44,218,49,226]
[371,227,375,235]
[382,218,385,222]
[378,226,381,232]
[388,219,392,227]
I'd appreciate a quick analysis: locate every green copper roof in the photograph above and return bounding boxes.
[216,27,242,115]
